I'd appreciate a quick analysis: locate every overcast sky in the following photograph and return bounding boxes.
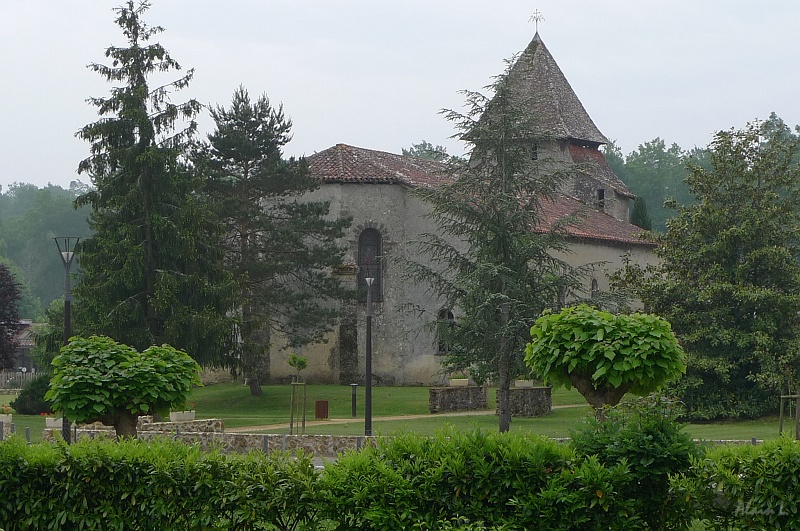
[2,0,799,191]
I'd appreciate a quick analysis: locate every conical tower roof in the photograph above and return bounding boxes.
[505,33,608,145]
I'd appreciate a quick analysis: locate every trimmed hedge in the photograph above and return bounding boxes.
[673,437,800,529]
[320,428,642,529]
[1,429,799,530]
[0,437,322,530]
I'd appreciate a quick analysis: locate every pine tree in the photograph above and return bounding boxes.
[197,87,352,395]
[405,71,591,432]
[74,1,235,365]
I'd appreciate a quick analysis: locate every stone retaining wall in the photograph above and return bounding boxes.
[506,386,551,417]
[429,386,488,413]
[42,418,378,458]
[43,426,376,458]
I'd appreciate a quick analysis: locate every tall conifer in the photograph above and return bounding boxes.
[197,87,352,395]
[75,2,235,365]
[406,69,591,432]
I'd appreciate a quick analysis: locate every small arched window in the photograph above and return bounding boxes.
[358,228,382,302]
[556,285,567,310]
[436,308,455,356]
[590,278,599,299]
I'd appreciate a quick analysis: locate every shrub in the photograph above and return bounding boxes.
[570,395,701,530]
[319,428,645,529]
[672,437,800,529]
[0,437,322,530]
[9,373,53,415]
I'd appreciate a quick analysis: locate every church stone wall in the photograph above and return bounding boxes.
[270,183,450,386]
[552,240,658,306]
[269,182,657,386]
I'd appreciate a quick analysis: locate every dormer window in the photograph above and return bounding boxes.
[596,188,605,210]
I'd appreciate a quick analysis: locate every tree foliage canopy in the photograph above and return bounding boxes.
[196,86,352,393]
[46,335,200,437]
[525,304,686,410]
[0,184,91,318]
[405,68,592,431]
[402,140,455,163]
[624,120,800,419]
[0,263,22,370]
[73,1,235,364]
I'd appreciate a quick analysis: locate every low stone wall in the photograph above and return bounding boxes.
[506,386,551,417]
[429,386,488,413]
[41,417,378,458]
[43,426,376,458]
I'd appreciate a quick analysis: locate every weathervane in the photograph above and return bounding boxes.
[530,10,544,32]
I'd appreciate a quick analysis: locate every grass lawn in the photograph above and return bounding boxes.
[1,385,791,444]
[190,383,788,441]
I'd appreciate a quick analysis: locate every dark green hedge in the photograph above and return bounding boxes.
[320,428,644,530]
[0,437,322,530]
[1,429,798,530]
[673,437,800,529]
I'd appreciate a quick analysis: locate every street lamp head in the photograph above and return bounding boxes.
[54,237,80,268]
[365,277,375,287]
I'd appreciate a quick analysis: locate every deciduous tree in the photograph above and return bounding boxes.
[622,138,695,232]
[46,335,201,437]
[402,140,454,162]
[525,304,685,414]
[632,121,800,419]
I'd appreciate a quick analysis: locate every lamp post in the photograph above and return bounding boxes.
[364,277,374,436]
[55,236,79,443]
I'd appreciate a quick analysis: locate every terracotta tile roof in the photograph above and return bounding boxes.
[569,145,634,198]
[13,320,34,348]
[308,144,652,247]
[538,194,655,246]
[307,143,450,187]
[503,33,609,145]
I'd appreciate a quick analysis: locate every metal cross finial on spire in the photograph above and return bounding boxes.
[530,10,544,32]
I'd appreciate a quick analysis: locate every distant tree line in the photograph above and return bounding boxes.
[603,112,797,233]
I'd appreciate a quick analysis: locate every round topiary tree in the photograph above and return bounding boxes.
[45,335,201,438]
[524,304,686,415]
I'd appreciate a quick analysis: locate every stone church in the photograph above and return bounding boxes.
[271,33,657,386]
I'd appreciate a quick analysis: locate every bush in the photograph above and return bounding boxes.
[672,437,800,529]
[319,428,645,529]
[0,437,322,530]
[6,426,799,530]
[570,395,701,530]
[9,373,53,415]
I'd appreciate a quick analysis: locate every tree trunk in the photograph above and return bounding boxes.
[248,376,263,396]
[568,371,632,420]
[113,410,139,439]
[497,301,511,433]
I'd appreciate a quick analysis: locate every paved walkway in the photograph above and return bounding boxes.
[226,404,585,433]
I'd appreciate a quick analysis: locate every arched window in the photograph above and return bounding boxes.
[556,285,567,310]
[590,278,599,299]
[436,308,455,356]
[358,228,382,302]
